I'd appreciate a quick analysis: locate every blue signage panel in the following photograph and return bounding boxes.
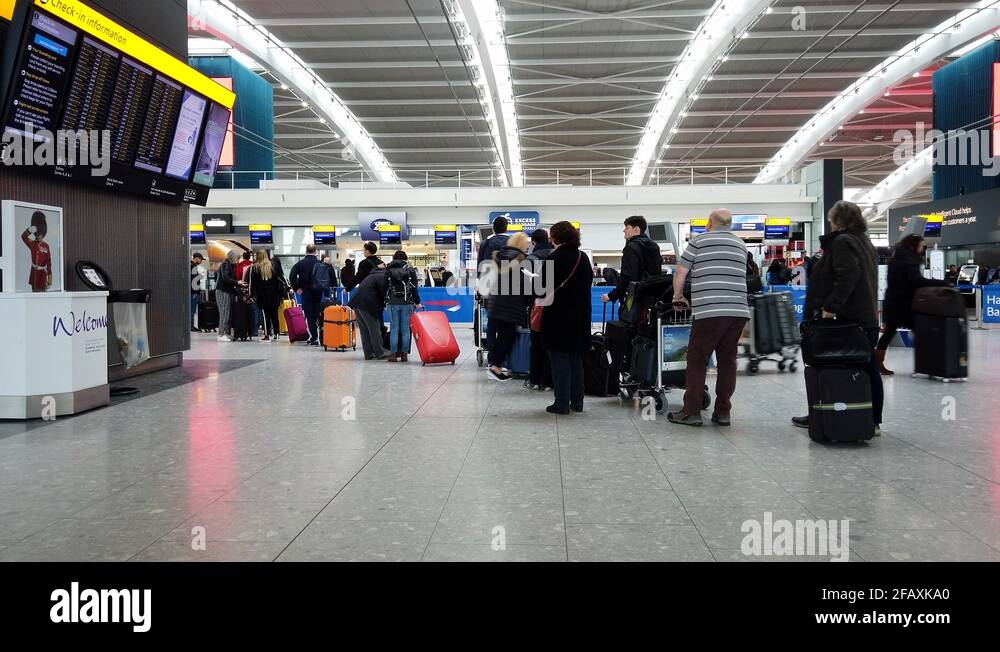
[984,286,1000,324]
[768,285,807,322]
[490,211,540,230]
[250,230,273,245]
[435,230,458,245]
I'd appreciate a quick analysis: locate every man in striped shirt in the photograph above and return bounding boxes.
[668,209,751,427]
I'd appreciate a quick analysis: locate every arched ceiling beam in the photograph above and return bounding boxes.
[187,0,396,183]
[626,0,774,186]
[755,0,1000,184]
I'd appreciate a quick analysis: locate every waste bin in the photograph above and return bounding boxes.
[76,261,151,393]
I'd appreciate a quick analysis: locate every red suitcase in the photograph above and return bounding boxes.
[411,311,460,366]
[284,306,310,343]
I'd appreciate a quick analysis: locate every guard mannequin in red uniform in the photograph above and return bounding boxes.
[21,211,52,292]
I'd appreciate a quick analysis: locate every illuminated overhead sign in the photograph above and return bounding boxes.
[313,226,337,246]
[434,225,458,246]
[190,224,206,245]
[249,224,273,246]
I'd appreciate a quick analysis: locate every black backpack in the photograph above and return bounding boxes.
[311,261,331,292]
[387,264,414,302]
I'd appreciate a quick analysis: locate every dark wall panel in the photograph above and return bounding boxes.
[0,172,191,368]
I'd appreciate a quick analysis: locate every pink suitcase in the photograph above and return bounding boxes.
[411,311,460,365]
[284,306,310,343]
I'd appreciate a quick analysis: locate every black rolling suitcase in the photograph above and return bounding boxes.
[231,301,252,341]
[752,293,797,354]
[804,366,875,442]
[628,336,659,388]
[913,314,968,379]
[584,333,620,396]
[197,301,219,331]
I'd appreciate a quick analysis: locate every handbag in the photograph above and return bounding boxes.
[532,252,582,333]
[800,318,873,366]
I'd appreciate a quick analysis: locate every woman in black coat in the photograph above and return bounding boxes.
[541,221,593,415]
[875,234,949,375]
[249,249,283,342]
[485,233,531,381]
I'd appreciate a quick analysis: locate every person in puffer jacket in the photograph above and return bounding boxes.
[485,232,531,382]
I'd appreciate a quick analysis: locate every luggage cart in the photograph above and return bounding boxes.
[619,307,711,414]
[742,292,800,375]
[474,297,489,367]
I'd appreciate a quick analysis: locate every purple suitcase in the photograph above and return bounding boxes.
[284,306,310,343]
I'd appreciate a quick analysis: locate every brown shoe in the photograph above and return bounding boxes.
[876,349,894,375]
[401,353,409,363]
[387,353,399,362]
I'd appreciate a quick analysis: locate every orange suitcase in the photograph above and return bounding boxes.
[323,305,356,351]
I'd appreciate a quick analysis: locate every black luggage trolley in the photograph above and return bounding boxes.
[619,305,712,414]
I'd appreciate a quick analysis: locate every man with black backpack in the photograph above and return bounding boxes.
[601,215,662,305]
[385,251,422,362]
[289,244,329,346]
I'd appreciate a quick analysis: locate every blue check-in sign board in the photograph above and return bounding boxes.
[490,211,540,230]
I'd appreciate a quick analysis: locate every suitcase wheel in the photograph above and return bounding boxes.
[777,361,786,373]
[747,361,759,375]
[702,389,712,411]
[654,390,667,414]
[789,362,798,373]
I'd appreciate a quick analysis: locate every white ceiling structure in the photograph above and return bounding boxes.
[188,0,1000,214]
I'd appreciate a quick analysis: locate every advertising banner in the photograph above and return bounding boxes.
[490,211,539,231]
[358,211,408,240]
[0,200,64,294]
[984,286,1000,324]
[888,188,1000,247]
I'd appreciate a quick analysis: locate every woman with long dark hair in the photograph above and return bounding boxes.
[540,222,593,415]
[875,234,950,375]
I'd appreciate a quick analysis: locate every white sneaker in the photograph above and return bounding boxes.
[217,335,232,342]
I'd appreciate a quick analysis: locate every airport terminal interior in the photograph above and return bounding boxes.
[2,0,1000,563]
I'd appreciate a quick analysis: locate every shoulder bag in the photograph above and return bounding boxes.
[531,252,582,332]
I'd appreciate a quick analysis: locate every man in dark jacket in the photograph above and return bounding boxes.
[347,242,384,291]
[793,200,884,433]
[289,245,323,345]
[477,215,511,268]
[348,269,389,360]
[478,215,512,361]
[601,215,662,304]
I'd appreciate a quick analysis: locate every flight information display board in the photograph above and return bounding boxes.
[435,225,458,246]
[313,226,337,246]
[0,0,236,206]
[379,226,402,246]
[249,224,273,246]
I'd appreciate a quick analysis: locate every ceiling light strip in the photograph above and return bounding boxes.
[626,0,774,186]
[755,0,1000,184]
[188,0,397,183]
[447,0,522,187]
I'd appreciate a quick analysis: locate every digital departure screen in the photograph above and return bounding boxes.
[58,36,119,133]
[249,225,273,246]
[313,227,336,246]
[3,10,78,139]
[0,0,236,205]
[190,229,206,245]
[133,74,183,175]
[379,228,402,246]
[193,102,231,187]
[435,229,458,245]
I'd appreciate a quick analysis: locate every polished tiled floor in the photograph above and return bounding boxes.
[2,326,1000,562]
